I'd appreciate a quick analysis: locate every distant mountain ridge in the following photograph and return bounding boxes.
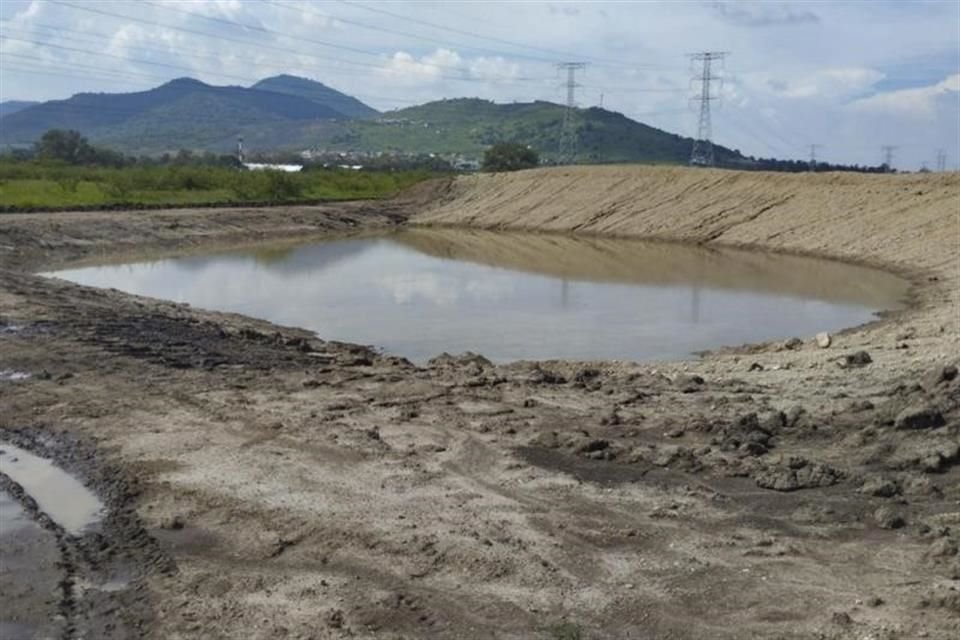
[0,77,751,166]
[251,75,379,119]
[0,76,378,154]
[0,100,39,118]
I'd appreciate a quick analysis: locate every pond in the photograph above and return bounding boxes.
[45,228,910,363]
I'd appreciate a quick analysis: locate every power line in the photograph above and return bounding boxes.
[0,26,447,106]
[336,0,641,71]
[688,51,728,167]
[44,1,544,86]
[139,0,546,83]
[557,62,587,164]
[266,0,559,66]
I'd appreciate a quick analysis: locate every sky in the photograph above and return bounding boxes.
[0,0,958,169]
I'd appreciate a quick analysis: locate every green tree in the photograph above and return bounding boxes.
[34,129,127,166]
[482,143,539,172]
[35,129,97,164]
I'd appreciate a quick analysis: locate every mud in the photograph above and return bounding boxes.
[0,167,958,639]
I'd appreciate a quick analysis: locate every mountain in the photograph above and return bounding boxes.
[0,78,362,154]
[0,79,750,166]
[330,98,748,165]
[251,75,378,119]
[0,100,39,119]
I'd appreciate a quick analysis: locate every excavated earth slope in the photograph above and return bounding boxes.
[1,166,958,640]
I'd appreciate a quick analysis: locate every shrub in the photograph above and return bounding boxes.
[482,143,539,172]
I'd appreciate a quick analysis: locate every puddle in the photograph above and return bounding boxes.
[44,229,910,363]
[0,490,33,537]
[0,622,38,640]
[0,442,104,535]
[0,370,31,382]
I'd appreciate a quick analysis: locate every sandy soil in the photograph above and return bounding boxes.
[1,166,958,639]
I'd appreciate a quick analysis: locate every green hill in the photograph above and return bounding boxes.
[323,98,747,165]
[251,75,379,119]
[0,77,372,154]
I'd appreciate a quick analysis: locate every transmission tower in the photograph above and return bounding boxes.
[688,52,728,167]
[557,62,587,164]
[936,148,947,172]
[881,145,897,172]
[808,144,822,172]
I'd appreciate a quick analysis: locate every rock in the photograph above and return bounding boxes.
[782,337,803,350]
[841,351,872,368]
[161,515,186,530]
[428,351,493,370]
[873,506,906,529]
[785,405,808,428]
[326,609,345,629]
[927,537,959,558]
[816,332,832,348]
[890,440,959,473]
[894,406,945,430]
[739,442,768,457]
[527,367,566,385]
[674,374,705,392]
[575,439,610,454]
[830,611,852,626]
[859,476,901,498]
[755,456,843,491]
[748,362,764,372]
[865,596,884,607]
[925,364,958,389]
[758,411,787,433]
[573,368,600,385]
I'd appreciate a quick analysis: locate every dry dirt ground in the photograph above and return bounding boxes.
[0,167,958,640]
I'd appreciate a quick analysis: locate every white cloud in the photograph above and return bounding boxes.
[379,49,465,83]
[753,68,885,100]
[849,74,960,118]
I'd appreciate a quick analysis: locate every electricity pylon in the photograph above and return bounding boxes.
[688,52,728,167]
[557,62,587,165]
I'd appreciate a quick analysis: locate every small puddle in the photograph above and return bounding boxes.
[0,442,105,535]
[0,490,33,537]
[0,622,38,640]
[0,370,31,382]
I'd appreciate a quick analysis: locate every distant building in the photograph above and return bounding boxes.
[243,163,303,173]
[452,158,481,171]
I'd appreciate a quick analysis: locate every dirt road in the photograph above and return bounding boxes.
[1,167,958,639]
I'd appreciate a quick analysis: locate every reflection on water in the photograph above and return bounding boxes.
[45,229,909,363]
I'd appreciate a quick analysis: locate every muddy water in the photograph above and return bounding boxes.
[44,229,910,363]
[0,443,104,535]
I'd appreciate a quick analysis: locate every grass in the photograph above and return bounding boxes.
[0,161,441,210]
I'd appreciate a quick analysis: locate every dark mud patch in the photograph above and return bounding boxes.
[518,445,667,487]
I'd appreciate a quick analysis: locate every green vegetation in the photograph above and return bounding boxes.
[482,143,539,172]
[0,160,439,210]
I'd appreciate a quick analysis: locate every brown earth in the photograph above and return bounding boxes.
[1,166,958,640]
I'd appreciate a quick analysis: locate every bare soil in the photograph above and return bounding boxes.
[1,167,958,639]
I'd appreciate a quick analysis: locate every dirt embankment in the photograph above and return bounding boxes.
[417,165,959,352]
[1,167,959,640]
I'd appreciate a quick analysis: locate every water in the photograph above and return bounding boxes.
[44,229,909,363]
[0,443,105,536]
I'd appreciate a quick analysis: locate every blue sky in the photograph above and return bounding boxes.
[1,0,957,169]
